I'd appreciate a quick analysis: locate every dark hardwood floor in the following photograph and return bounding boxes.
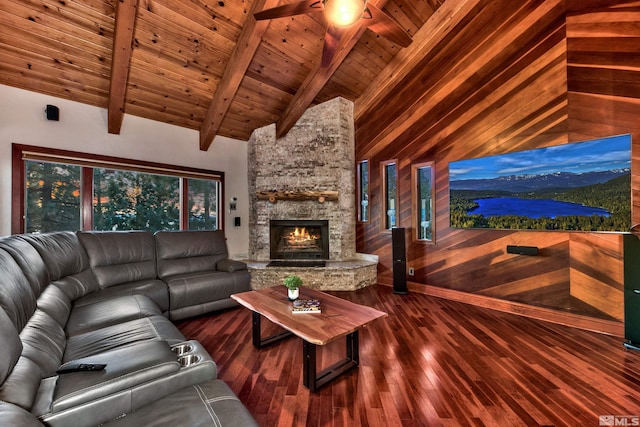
[176,285,640,426]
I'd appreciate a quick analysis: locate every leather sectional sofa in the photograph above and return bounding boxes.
[0,230,256,427]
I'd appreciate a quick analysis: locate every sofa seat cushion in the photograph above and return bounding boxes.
[73,279,169,314]
[0,355,42,411]
[64,317,185,362]
[0,401,44,427]
[66,295,163,336]
[164,270,249,312]
[103,379,258,427]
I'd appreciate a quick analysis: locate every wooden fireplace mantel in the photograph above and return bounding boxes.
[256,190,339,203]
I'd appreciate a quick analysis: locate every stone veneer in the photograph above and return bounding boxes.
[247,97,377,291]
[248,97,355,261]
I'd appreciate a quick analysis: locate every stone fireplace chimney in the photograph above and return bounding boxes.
[248,97,356,261]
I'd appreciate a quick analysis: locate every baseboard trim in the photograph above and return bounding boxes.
[379,282,623,337]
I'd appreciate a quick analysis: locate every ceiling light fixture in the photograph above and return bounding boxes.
[322,0,366,27]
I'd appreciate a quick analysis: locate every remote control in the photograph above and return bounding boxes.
[57,363,107,374]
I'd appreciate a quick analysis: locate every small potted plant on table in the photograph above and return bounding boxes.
[283,275,303,301]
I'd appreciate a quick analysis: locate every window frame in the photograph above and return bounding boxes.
[380,159,398,231]
[411,161,436,244]
[356,159,370,223]
[12,144,224,234]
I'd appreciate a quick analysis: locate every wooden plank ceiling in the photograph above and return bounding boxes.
[0,0,442,150]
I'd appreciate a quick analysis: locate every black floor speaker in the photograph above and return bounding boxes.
[392,227,408,295]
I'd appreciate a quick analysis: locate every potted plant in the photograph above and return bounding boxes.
[283,275,303,301]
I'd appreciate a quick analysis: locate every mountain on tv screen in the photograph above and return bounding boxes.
[448,134,632,232]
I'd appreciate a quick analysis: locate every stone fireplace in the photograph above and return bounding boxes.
[248,97,356,262]
[246,97,377,291]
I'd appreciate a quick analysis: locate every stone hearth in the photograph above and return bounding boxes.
[247,255,377,292]
[247,97,377,291]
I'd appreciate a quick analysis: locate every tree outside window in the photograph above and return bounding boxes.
[382,160,397,230]
[25,161,81,233]
[358,160,369,222]
[93,169,180,232]
[412,162,435,242]
[188,179,219,230]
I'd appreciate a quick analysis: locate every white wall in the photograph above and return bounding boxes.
[0,84,249,259]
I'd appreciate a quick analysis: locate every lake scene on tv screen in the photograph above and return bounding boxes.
[449,134,632,232]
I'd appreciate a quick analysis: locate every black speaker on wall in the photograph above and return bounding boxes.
[506,245,539,256]
[45,105,59,121]
[391,227,408,295]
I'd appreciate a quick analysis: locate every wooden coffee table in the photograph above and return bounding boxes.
[231,286,387,392]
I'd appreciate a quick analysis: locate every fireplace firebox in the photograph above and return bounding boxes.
[269,220,329,260]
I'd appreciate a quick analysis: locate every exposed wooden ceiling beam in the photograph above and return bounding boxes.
[108,0,139,135]
[274,0,390,139]
[199,0,281,151]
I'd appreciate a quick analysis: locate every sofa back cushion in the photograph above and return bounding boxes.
[0,236,50,299]
[78,231,158,288]
[155,230,229,279]
[51,269,100,302]
[0,307,22,385]
[0,248,37,332]
[36,284,72,329]
[0,307,41,412]
[20,310,66,378]
[22,232,89,281]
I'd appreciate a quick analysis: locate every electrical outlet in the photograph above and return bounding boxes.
[408,267,415,276]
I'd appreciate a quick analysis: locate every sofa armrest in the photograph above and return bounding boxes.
[50,341,179,413]
[216,259,247,273]
[35,340,218,427]
[100,379,258,427]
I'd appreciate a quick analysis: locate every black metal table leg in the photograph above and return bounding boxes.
[251,311,293,349]
[346,330,359,363]
[303,340,317,391]
[302,330,360,392]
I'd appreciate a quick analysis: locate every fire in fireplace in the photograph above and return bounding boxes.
[269,220,329,260]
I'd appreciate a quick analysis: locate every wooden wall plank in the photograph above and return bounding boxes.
[354,0,639,322]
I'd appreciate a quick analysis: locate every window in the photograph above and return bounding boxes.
[381,160,397,230]
[412,162,435,243]
[357,160,369,222]
[12,144,224,234]
[187,178,219,230]
[25,161,81,233]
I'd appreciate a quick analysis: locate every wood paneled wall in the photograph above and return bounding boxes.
[354,0,640,322]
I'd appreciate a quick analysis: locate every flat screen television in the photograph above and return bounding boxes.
[448,134,632,232]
